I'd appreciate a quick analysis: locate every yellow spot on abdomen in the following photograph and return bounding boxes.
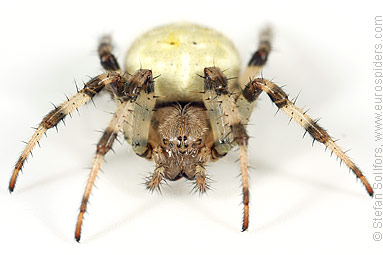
[168,32,180,46]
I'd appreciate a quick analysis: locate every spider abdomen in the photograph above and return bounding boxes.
[125,23,241,103]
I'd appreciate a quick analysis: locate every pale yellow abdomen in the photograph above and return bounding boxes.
[125,23,240,102]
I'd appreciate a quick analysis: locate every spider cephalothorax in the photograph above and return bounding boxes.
[9,23,373,242]
[154,103,210,181]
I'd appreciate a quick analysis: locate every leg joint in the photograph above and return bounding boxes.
[96,130,117,155]
[42,107,65,129]
[306,122,330,144]
[243,82,263,103]
[232,123,249,146]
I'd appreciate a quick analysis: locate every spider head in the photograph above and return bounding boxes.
[156,103,210,180]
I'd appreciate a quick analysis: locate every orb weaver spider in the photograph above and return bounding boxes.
[9,23,373,242]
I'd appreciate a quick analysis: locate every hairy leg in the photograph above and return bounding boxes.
[238,26,272,86]
[9,73,122,192]
[75,100,132,242]
[236,26,272,124]
[123,73,157,157]
[202,67,251,231]
[75,69,155,242]
[247,78,373,196]
[98,35,121,72]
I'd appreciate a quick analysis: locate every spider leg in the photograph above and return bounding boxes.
[202,67,250,231]
[75,69,154,242]
[238,26,272,86]
[75,100,132,242]
[236,26,272,124]
[123,78,156,157]
[9,72,121,192]
[249,78,373,196]
[98,35,121,72]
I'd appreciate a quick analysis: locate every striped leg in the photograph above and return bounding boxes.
[202,67,250,231]
[239,26,272,86]
[236,26,272,125]
[250,78,374,196]
[9,73,122,192]
[75,69,154,242]
[75,100,132,242]
[98,35,120,72]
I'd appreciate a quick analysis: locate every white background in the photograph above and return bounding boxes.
[0,0,381,254]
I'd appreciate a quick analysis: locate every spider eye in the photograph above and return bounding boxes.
[162,138,168,145]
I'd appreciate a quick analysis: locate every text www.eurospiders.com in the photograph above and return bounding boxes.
[373,15,383,242]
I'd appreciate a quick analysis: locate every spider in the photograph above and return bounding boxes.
[9,22,373,242]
